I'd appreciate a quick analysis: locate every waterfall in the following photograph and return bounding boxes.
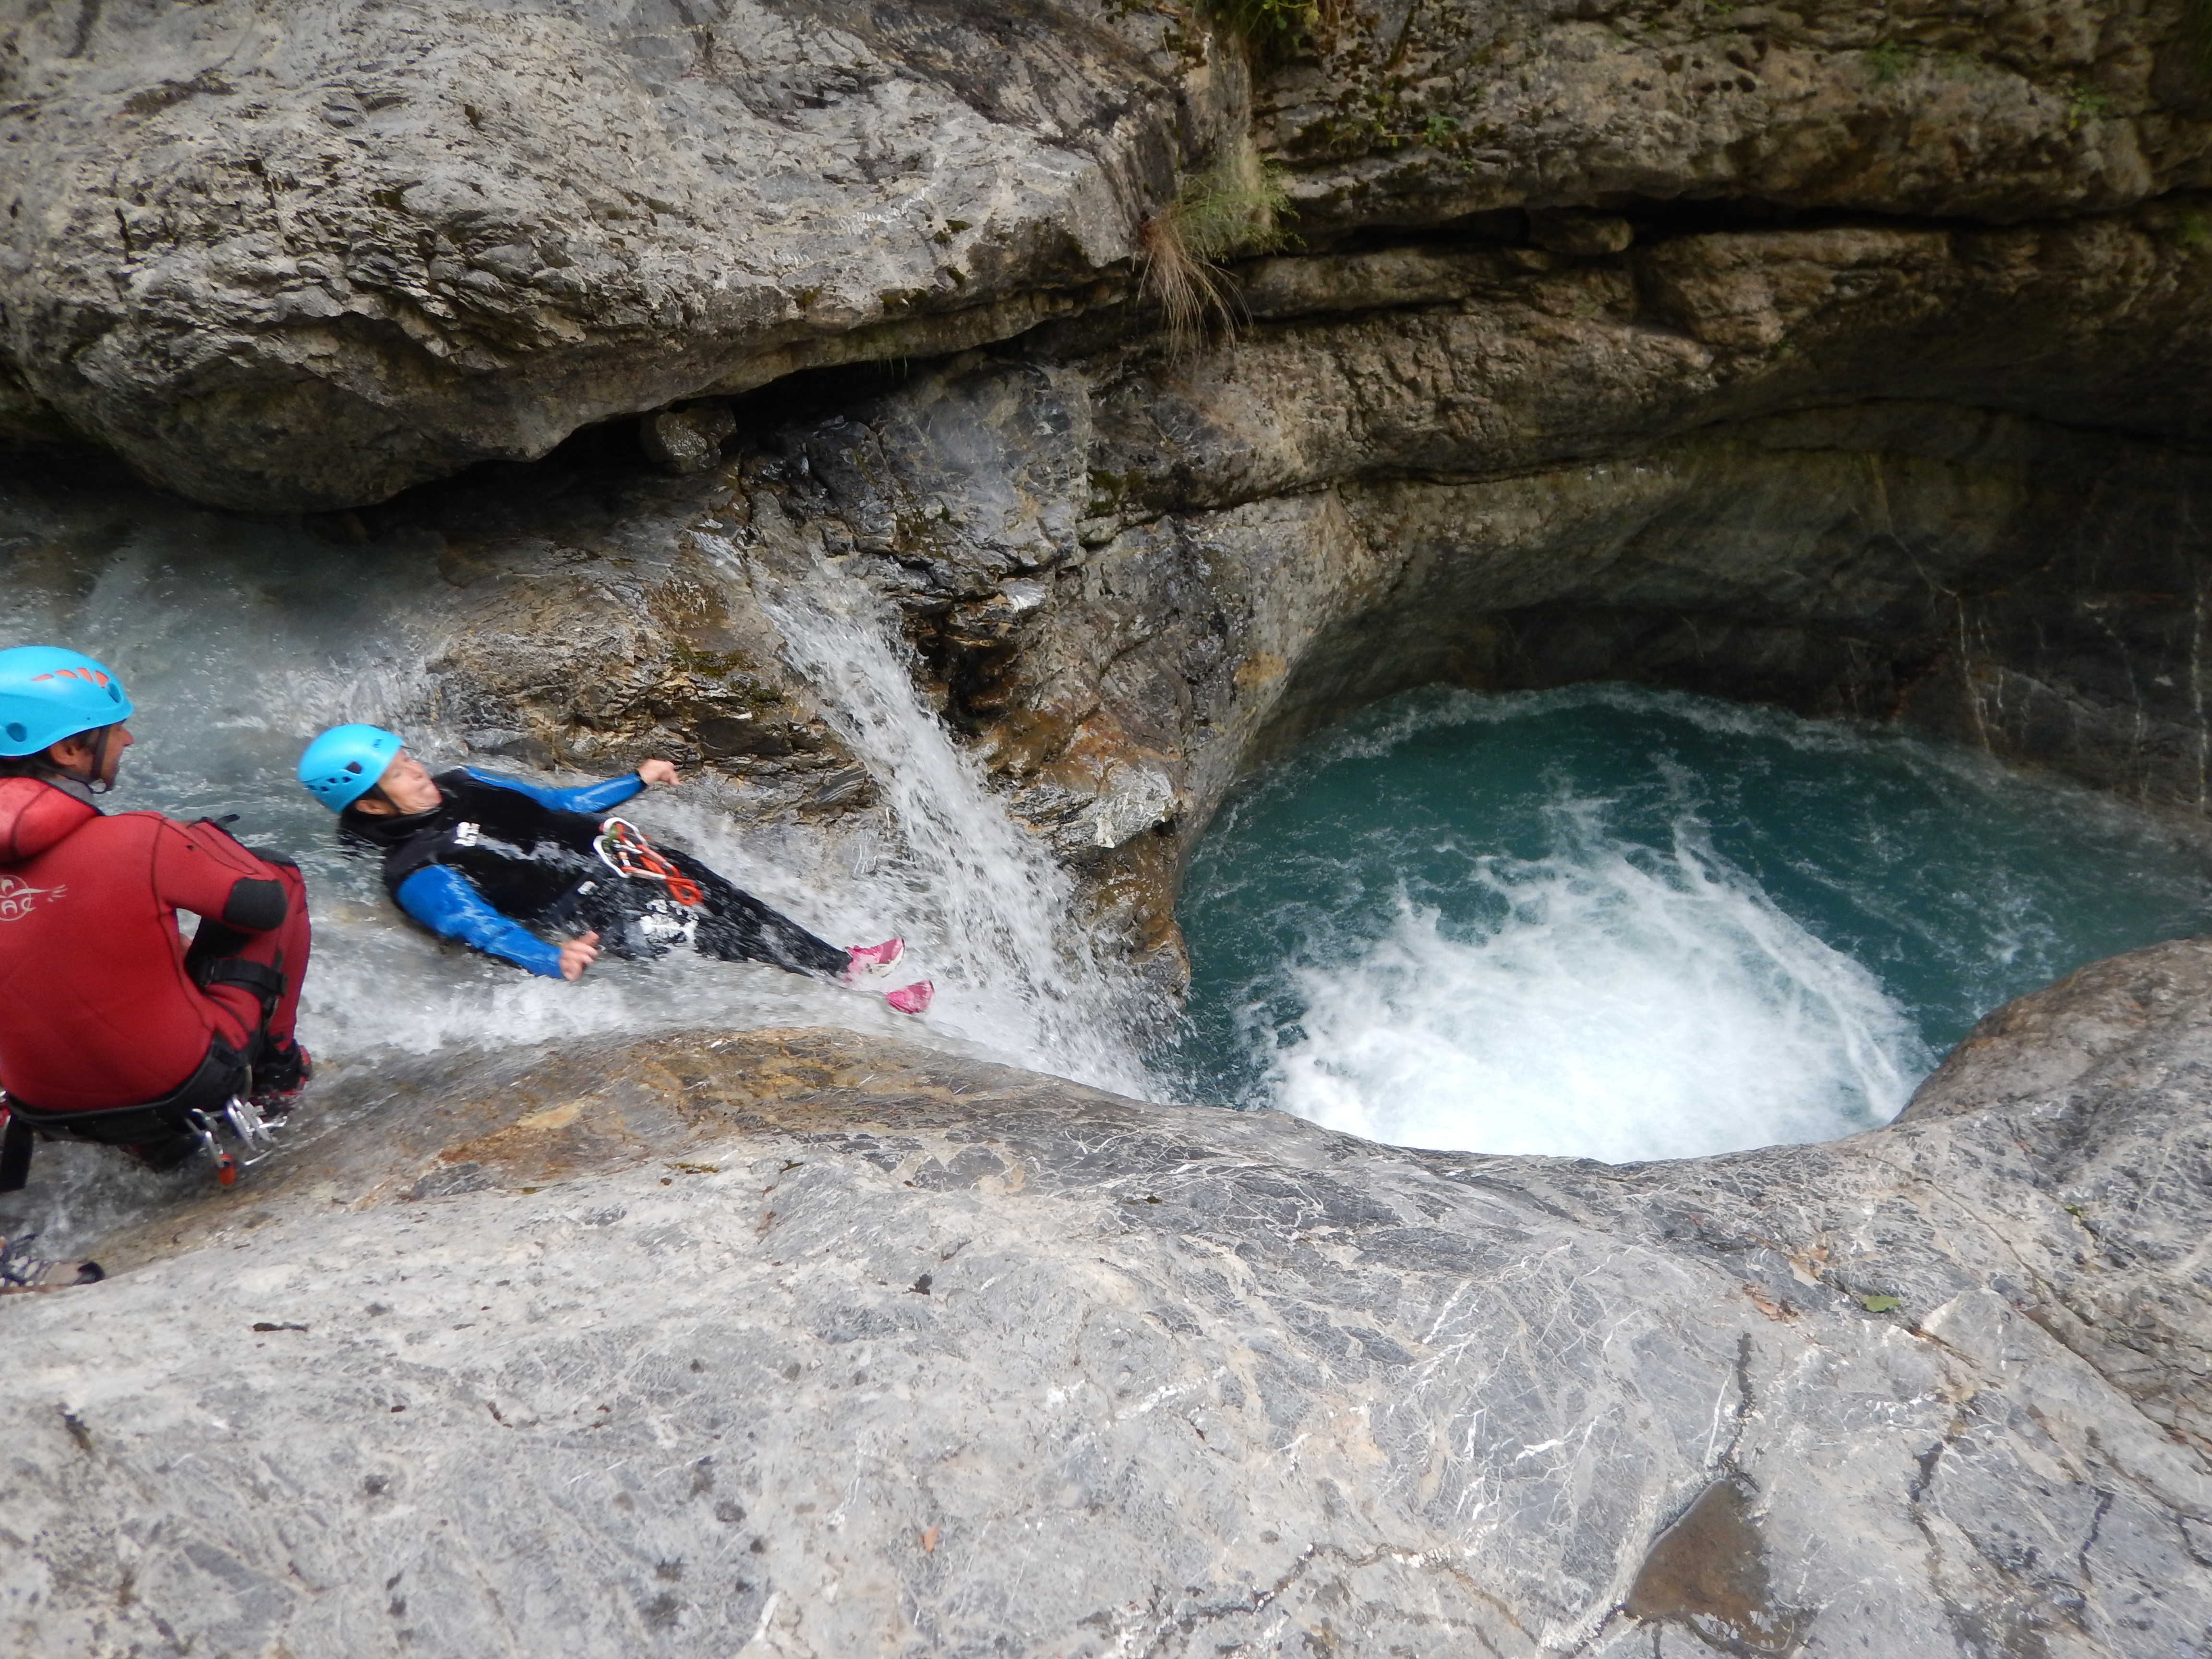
[721,540,1154,1095]
[0,492,1163,1250]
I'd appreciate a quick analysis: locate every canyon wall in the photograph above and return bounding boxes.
[15,0,2212,961]
[11,6,2212,1652]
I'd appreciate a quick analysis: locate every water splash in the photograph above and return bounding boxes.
[1264,805,1926,1162]
[1,499,1152,1079]
[1,490,1156,1251]
[1170,684,2212,1162]
[736,542,1152,1094]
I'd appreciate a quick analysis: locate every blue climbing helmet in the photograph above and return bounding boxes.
[298,724,403,812]
[0,645,134,757]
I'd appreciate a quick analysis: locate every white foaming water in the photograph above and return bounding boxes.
[2,502,1154,1250]
[1268,803,1928,1163]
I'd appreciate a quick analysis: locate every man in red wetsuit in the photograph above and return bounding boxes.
[0,646,313,1192]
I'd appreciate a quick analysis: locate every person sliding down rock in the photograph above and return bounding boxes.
[0,647,315,1194]
[299,726,932,1013]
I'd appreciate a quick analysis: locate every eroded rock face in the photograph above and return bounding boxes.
[1269,0,2212,229]
[0,0,1232,508]
[8,0,2212,509]
[705,225,2212,956]
[8,949,2212,1655]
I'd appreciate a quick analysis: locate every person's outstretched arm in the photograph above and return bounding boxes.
[393,865,568,977]
[459,766,654,817]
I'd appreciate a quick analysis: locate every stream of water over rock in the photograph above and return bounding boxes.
[1163,685,2212,1162]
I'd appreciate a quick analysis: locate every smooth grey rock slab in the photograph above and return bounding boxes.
[1904,935,2212,1122]
[5,991,2212,1656]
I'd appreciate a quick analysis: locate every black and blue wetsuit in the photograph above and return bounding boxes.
[347,767,846,981]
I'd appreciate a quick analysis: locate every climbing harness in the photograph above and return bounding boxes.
[0,1073,291,1194]
[592,817,704,908]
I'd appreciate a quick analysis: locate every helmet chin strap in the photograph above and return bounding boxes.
[85,725,113,794]
[62,724,114,794]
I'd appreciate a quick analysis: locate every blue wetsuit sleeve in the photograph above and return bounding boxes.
[394,865,565,978]
[461,766,643,816]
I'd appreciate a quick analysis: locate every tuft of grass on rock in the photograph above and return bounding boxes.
[1138,142,1291,356]
[1199,0,1341,51]
[2065,84,2113,128]
[1864,38,1919,84]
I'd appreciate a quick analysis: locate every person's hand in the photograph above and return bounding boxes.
[558,931,601,982]
[638,759,681,787]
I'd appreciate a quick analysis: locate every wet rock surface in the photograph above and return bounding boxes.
[715,314,2212,961]
[9,950,2212,1655]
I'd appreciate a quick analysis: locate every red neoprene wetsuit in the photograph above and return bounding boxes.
[0,776,311,1112]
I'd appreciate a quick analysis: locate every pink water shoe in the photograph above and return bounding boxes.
[885,981,934,1016]
[844,938,906,982]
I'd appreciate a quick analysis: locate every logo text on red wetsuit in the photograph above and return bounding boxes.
[0,876,66,922]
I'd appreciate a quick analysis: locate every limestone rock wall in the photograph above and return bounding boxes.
[708,232,2212,961]
[8,0,2212,511]
[12,3,2212,906]
[0,0,1233,508]
[1269,0,2212,229]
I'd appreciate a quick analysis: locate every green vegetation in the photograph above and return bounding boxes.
[1200,0,1319,48]
[1864,37,1977,84]
[2189,0,2212,84]
[1138,142,1291,353]
[1864,39,1919,84]
[2065,84,2113,128]
[2176,210,2212,252]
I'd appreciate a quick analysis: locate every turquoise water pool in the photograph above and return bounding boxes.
[1164,685,2212,1162]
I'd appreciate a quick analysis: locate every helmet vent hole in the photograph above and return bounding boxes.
[345,761,363,773]
[4,723,23,743]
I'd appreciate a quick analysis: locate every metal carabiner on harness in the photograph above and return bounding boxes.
[221,1094,277,1165]
[592,817,704,908]
[183,1106,235,1187]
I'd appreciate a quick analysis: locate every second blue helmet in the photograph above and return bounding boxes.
[0,645,134,756]
[298,724,402,812]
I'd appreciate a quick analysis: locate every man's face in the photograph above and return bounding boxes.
[373,750,443,815]
[47,723,132,787]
